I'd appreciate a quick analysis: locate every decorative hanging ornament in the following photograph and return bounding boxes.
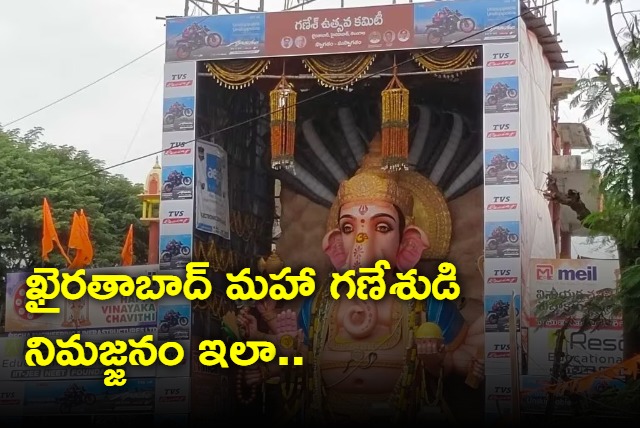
[380,57,410,172]
[269,72,297,173]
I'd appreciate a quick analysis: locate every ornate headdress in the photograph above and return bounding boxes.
[327,135,452,259]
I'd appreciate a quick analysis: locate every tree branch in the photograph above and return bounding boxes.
[605,0,637,88]
[543,173,593,222]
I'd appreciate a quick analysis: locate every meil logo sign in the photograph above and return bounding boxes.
[536,264,598,281]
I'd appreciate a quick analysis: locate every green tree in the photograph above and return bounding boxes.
[545,0,640,356]
[0,127,149,277]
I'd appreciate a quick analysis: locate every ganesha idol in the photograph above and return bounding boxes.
[238,102,484,426]
[237,106,486,424]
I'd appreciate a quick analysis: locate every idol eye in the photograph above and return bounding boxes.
[341,223,354,234]
[376,223,392,233]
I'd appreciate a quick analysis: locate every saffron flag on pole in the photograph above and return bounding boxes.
[41,198,71,264]
[68,210,94,269]
[121,224,134,266]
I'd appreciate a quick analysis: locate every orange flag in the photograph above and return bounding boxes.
[68,210,94,269]
[41,198,71,264]
[121,224,134,266]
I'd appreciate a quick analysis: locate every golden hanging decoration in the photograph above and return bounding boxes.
[411,48,479,81]
[269,71,297,172]
[303,53,376,90]
[380,57,410,172]
[205,59,270,89]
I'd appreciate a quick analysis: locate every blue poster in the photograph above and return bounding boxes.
[413,0,518,47]
[485,294,521,333]
[166,13,265,62]
[159,234,192,270]
[161,165,194,201]
[206,153,223,197]
[484,76,519,113]
[484,220,520,258]
[163,96,195,133]
[485,148,519,185]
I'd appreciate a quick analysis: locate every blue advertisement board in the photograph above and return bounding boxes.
[166,13,265,61]
[164,1,519,62]
[414,0,519,47]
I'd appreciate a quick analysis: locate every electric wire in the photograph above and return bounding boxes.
[121,77,163,162]
[1,1,557,202]
[1,16,212,128]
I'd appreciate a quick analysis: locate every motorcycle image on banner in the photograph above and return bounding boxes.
[424,7,476,45]
[163,97,195,132]
[159,234,192,270]
[484,77,519,114]
[175,23,223,60]
[161,165,194,201]
[484,149,519,185]
[485,295,521,333]
[484,221,520,258]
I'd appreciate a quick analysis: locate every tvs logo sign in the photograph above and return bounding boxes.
[487,196,518,210]
[487,344,510,358]
[487,269,518,284]
[162,210,190,224]
[164,141,192,156]
[166,73,193,87]
[536,264,598,281]
[487,386,511,401]
[487,123,517,138]
[487,52,517,67]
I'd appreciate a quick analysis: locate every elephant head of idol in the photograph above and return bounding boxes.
[322,135,451,275]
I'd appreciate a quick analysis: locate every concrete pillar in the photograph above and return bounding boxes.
[148,221,159,264]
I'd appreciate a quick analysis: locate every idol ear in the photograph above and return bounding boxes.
[396,226,430,272]
[322,228,347,270]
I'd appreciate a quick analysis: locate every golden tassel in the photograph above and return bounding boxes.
[381,57,409,171]
[269,74,297,172]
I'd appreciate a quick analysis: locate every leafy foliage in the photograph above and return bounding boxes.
[0,127,149,276]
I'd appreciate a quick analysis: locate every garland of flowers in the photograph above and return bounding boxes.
[205,59,271,89]
[303,53,376,89]
[411,48,479,81]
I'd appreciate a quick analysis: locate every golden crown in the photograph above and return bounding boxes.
[336,171,413,220]
[327,135,452,260]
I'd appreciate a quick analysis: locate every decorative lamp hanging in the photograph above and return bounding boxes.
[269,72,297,173]
[380,57,410,171]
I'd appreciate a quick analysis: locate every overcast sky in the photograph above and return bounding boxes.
[0,0,631,257]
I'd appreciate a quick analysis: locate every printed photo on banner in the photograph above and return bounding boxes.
[159,234,192,270]
[485,294,521,333]
[23,378,154,414]
[413,0,518,47]
[161,164,194,201]
[484,220,520,258]
[163,96,195,133]
[484,77,519,113]
[195,141,231,240]
[485,148,519,185]
[165,14,265,62]
[264,4,414,57]
[157,304,191,342]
